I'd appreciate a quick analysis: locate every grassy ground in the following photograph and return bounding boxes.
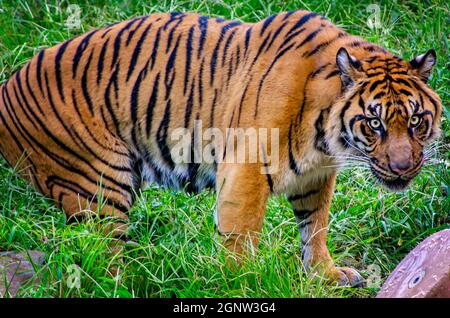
[0,0,448,298]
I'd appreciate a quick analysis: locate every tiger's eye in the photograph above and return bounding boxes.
[368,118,382,130]
[410,115,421,127]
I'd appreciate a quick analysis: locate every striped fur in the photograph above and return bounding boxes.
[0,10,442,286]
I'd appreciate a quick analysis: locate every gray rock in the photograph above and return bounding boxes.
[0,250,45,298]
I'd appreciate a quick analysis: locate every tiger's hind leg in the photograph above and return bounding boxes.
[45,172,134,238]
[31,151,136,239]
[289,172,364,287]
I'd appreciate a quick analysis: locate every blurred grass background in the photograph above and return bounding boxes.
[0,0,448,297]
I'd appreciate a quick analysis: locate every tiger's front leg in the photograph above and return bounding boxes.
[215,162,271,259]
[289,172,364,287]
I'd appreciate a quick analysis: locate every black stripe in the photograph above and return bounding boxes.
[350,41,364,47]
[97,38,110,85]
[36,50,45,95]
[250,31,273,65]
[369,79,387,92]
[126,22,153,82]
[183,26,195,95]
[24,63,45,117]
[358,96,365,109]
[243,26,253,58]
[367,71,385,77]
[81,50,95,115]
[197,16,208,59]
[360,123,374,144]
[198,60,204,109]
[261,145,274,193]
[394,77,413,89]
[100,27,115,39]
[222,20,242,31]
[288,189,319,201]
[288,122,301,175]
[363,45,385,53]
[209,30,226,86]
[226,55,234,88]
[184,78,195,128]
[165,16,184,53]
[235,45,241,69]
[156,100,175,169]
[264,21,289,52]
[325,69,340,79]
[303,32,346,58]
[314,107,331,154]
[72,29,98,79]
[210,88,218,128]
[55,40,70,103]
[277,28,306,53]
[339,101,352,148]
[294,208,318,220]
[222,29,237,66]
[186,125,200,192]
[130,64,148,148]
[150,27,162,70]
[349,114,365,131]
[310,63,330,78]
[282,10,297,21]
[285,12,317,38]
[296,27,323,49]
[299,220,312,229]
[260,14,276,36]
[373,91,386,99]
[164,35,181,100]
[125,16,149,46]
[146,73,161,137]
[104,63,122,137]
[163,12,184,31]
[111,18,141,70]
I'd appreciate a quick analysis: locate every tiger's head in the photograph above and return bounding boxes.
[326,47,442,191]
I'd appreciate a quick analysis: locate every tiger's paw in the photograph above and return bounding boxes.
[327,266,365,287]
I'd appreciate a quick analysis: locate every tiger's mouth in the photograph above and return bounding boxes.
[369,165,420,191]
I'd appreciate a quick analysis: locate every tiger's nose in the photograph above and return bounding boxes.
[390,160,412,175]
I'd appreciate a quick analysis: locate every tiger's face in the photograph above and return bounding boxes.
[328,48,442,191]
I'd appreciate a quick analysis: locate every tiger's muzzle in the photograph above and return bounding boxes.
[370,156,424,191]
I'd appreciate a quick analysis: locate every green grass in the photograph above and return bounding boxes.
[0,0,449,298]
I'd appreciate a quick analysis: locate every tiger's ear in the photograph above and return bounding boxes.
[336,47,364,90]
[409,49,436,83]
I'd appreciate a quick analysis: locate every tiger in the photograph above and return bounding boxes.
[0,10,442,287]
